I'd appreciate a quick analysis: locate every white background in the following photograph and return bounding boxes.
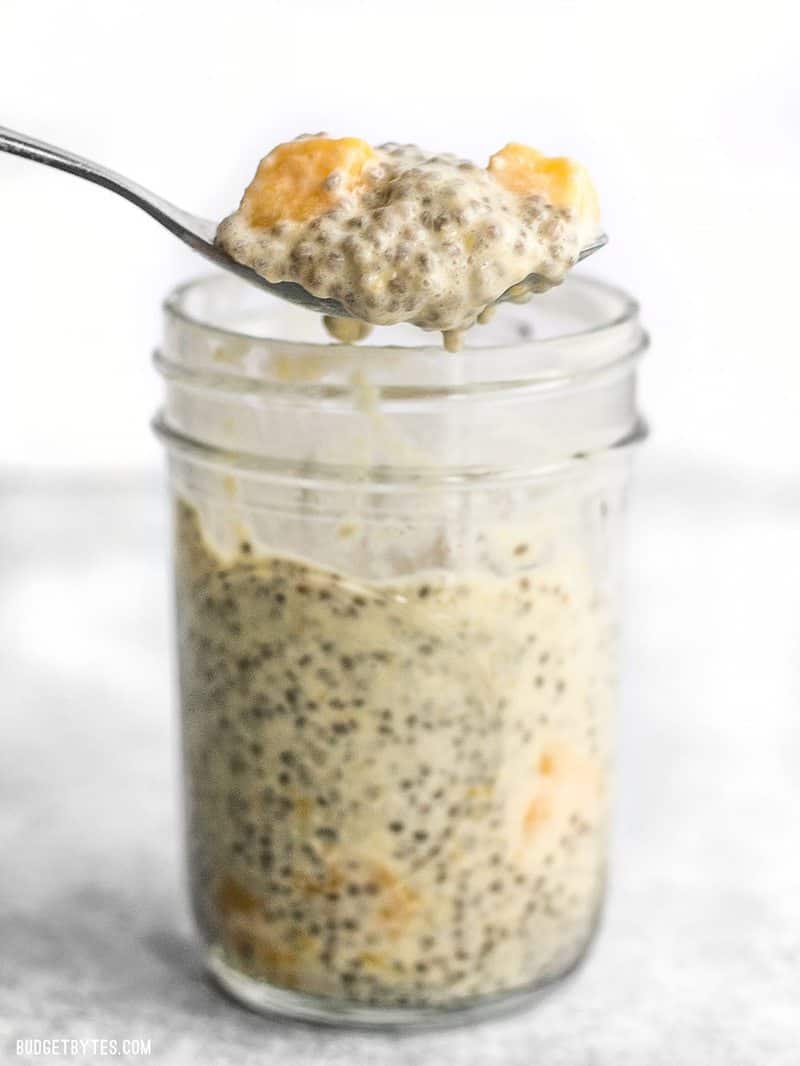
[2,6,799,1057]
[1,0,797,475]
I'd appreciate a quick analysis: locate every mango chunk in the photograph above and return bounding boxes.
[241,136,376,228]
[488,143,600,221]
[520,739,603,847]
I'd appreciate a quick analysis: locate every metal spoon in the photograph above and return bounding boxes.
[0,124,607,318]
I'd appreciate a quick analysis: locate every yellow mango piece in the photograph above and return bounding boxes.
[520,739,603,847]
[488,142,600,221]
[241,136,376,228]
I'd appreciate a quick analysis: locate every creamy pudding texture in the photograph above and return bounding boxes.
[216,137,600,350]
[177,500,614,1006]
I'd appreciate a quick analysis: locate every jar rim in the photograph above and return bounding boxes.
[156,273,647,484]
[160,273,645,392]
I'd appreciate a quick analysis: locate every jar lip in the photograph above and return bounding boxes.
[165,272,639,349]
[161,273,644,391]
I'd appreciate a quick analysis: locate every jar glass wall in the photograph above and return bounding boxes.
[154,274,647,1027]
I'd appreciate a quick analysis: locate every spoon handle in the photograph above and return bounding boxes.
[0,124,216,246]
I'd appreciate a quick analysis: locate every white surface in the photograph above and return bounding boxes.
[1,0,799,474]
[1,457,798,1064]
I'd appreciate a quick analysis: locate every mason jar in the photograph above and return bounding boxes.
[153,273,647,1027]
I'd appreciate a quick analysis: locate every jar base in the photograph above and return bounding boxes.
[205,942,593,1030]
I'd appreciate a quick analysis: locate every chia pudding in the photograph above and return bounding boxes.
[176,498,614,1007]
[216,136,601,350]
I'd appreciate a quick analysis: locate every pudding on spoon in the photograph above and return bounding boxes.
[216,136,603,349]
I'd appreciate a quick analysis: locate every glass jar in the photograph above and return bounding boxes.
[154,274,647,1027]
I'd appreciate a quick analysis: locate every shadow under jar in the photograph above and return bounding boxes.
[154,274,648,1027]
